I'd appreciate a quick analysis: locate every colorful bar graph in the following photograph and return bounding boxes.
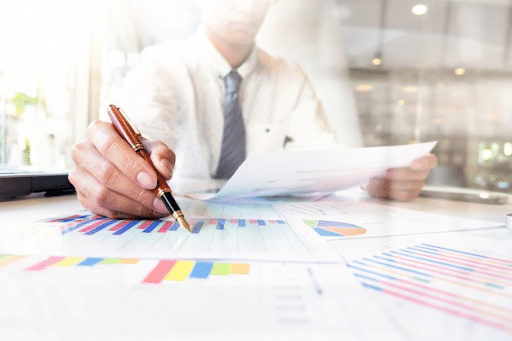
[349,243,512,333]
[153,260,249,282]
[50,214,290,237]
[2,253,250,285]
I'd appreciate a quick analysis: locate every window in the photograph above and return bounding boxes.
[0,0,91,170]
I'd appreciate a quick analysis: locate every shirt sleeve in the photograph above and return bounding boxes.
[119,45,181,150]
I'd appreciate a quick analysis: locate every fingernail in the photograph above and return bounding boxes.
[153,198,169,214]
[137,171,156,189]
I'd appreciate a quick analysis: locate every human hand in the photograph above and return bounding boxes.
[366,153,438,201]
[68,121,176,218]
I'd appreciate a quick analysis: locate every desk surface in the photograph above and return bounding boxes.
[1,192,512,341]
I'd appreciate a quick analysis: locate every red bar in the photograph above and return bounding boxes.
[158,222,173,233]
[79,219,111,233]
[230,219,237,224]
[110,220,130,232]
[209,219,216,225]
[382,288,512,332]
[138,221,152,230]
[48,214,80,223]
[26,256,65,271]
[250,219,257,224]
[142,260,176,284]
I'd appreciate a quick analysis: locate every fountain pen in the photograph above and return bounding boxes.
[107,104,191,232]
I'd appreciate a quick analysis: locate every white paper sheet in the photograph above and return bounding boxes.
[0,206,341,263]
[274,197,504,239]
[0,257,402,341]
[185,141,436,200]
[330,233,512,341]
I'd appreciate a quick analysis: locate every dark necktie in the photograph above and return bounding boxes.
[215,70,246,179]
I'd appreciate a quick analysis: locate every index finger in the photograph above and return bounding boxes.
[87,120,158,190]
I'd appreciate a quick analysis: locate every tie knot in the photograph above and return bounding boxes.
[224,70,242,95]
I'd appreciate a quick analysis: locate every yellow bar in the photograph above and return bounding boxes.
[230,263,250,275]
[54,257,83,267]
[164,261,195,281]
[120,259,139,264]
[0,255,25,267]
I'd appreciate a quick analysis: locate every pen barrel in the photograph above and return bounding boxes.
[107,105,142,149]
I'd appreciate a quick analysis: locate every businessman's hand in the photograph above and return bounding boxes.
[68,120,176,219]
[366,153,438,201]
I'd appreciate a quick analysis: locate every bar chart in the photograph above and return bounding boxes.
[38,213,339,262]
[0,253,399,341]
[0,253,250,284]
[347,240,512,338]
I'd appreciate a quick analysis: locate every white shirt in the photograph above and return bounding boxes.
[121,28,338,180]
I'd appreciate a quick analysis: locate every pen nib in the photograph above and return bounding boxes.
[173,211,191,232]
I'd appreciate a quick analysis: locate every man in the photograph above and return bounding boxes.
[69,0,437,219]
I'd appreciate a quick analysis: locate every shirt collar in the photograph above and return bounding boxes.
[193,26,257,80]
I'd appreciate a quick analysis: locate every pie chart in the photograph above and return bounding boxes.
[304,220,367,237]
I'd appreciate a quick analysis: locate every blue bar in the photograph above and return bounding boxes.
[365,257,431,277]
[143,220,162,233]
[347,263,397,281]
[192,221,204,234]
[422,243,488,259]
[374,255,397,263]
[257,220,265,226]
[238,219,246,227]
[77,257,103,266]
[277,220,285,224]
[189,262,213,278]
[390,251,475,272]
[113,220,140,235]
[216,219,225,230]
[169,222,180,231]
[85,220,117,235]
[353,272,379,282]
[361,282,384,292]
[62,220,92,235]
